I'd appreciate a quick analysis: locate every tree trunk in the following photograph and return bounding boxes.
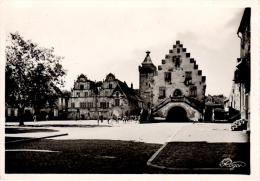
[18,107,25,126]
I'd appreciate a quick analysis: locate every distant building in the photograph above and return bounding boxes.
[5,89,69,121]
[67,73,142,120]
[204,94,227,122]
[139,41,206,122]
[229,8,250,131]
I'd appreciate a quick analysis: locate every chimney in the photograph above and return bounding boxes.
[131,83,133,89]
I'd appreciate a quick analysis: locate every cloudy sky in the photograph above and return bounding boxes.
[3,1,245,96]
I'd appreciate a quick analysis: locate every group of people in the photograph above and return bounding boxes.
[97,115,139,125]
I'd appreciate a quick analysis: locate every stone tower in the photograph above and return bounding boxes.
[138,51,157,107]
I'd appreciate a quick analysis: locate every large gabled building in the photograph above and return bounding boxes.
[67,73,142,120]
[139,41,206,122]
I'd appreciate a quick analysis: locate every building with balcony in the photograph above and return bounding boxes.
[229,8,250,131]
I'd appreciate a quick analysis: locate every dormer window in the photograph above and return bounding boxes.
[115,99,120,106]
[80,84,84,90]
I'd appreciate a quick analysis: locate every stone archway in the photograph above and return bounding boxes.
[166,106,189,122]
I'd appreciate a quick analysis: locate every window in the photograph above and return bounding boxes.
[109,83,112,89]
[173,89,182,97]
[116,92,119,98]
[115,99,120,106]
[177,48,180,53]
[159,87,166,99]
[87,102,93,108]
[80,102,86,108]
[184,71,192,86]
[185,71,192,79]
[80,84,84,90]
[76,92,80,97]
[100,102,108,109]
[85,92,88,97]
[245,95,249,119]
[190,86,197,97]
[164,72,171,82]
[175,57,181,67]
[162,59,165,64]
[71,102,75,108]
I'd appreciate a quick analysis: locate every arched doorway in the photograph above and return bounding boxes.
[166,106,189,122]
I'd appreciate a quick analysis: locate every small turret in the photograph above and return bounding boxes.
[139,51,157,105]
[139,51,156,73]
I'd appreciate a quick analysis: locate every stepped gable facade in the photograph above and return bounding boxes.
[139,40,206,122]
[67,73,142,120]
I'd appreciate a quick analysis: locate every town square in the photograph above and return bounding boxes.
[1,0,259,179]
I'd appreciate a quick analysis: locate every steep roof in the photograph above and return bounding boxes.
[237,8,251,34]
[142,51,153,65]
[139,51,157,72]
[112,79,143,102]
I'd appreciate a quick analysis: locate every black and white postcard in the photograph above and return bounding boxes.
[0,0,259,181]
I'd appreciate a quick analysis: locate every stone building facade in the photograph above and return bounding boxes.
[229,8,250,130]
[67,73,142,120]
[204,94,227,122]
[139,41,206,122]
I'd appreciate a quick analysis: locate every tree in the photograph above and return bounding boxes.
[5,32,66,125]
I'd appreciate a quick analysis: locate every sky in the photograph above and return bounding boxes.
[3,1,245,97]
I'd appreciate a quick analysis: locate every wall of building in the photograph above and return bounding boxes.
[139,41,206,121]
[153,41,206,105]
[67,74,140,120]
[228,8,250,128]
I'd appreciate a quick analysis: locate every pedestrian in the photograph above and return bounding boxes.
[97,116,100,125]
[33,114,36,122]
[100,115,103,123]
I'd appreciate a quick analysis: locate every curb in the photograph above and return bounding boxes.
[147,125,187,170]
[147,141,246,173]
[146,124,243,173]
[147,141,168,169]
[5,133,68,144]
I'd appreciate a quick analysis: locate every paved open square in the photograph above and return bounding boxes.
[6,120,248,143]
[5,121,249,173]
